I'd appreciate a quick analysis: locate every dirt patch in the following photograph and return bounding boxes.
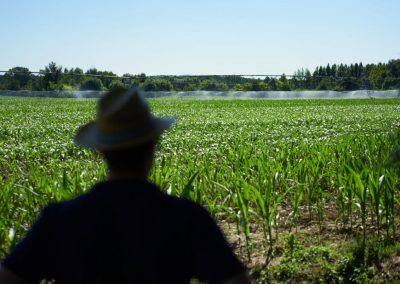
[217,201,400,283]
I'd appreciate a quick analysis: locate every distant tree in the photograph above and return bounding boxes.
[242,80,268,91]
[387,59,400,77]
[368,65,386,90]
[358,63,365,77]
[353,63,359,77]
[137,73,147,83]
[382,60,400,89]
[4,67,32,89]
[122,73,135,85]
[268,78,278,91]
[382,77,400,90]
[80,78,104,91]
[318,66,326,77]
[304,69,312,89]
[0,59,398,92]
[291,76,300,89]
[108,80,126,91]
[176,77,201,91]
[331,64,337,77]
[86,68,98,75]
[199,80,228,91]
[40,62,63,90]
[326,64,331,77]
[337,64,346,77]
[64,67,85,87]
[337,79,360,91]
[142,79,173,91]
[141,81,156,91]
[25,80,33,91]
[316,78,332,90]
[233,84,244,91]
[182,83,197,91]
[277,74,291,91]
[98,71,117,89]
[4,78,21,90]
[222,75,246,89]
[85,69,116,89]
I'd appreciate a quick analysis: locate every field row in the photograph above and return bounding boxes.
[1,98,399,264]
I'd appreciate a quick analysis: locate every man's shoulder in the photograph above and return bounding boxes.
[46,179,208,221]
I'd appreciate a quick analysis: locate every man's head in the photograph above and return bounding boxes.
[102,141,156,176]
[74,87,174,176]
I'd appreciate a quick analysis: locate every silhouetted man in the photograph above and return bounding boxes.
[0,88,251,284]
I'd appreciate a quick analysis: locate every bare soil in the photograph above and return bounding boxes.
[217,201,400,283]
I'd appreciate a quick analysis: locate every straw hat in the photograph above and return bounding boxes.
[74,87,174,151]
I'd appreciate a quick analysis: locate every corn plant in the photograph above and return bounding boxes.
[1,96,400,262]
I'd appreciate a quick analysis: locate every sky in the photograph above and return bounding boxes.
[0,0,399,76]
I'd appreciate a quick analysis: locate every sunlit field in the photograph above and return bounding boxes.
[1,96,399,282]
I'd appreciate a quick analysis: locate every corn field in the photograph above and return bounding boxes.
[1,97,399,274]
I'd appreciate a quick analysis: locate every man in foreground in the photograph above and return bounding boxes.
[0,88,251,283]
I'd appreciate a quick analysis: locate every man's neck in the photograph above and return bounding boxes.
[108,171,148,181]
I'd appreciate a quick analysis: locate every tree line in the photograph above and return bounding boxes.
[1,59,399,92]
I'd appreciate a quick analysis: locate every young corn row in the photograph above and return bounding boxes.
[0,97,399,259]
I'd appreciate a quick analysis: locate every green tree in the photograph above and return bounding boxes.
[85,69,117,89]
[368,65,386,90]
[4,67,32,89]
[316,79,332,90]
[331,64,337,77]
[142,79,173,91]
[337,79,360,91]
[234,84,244,91]
[182,83,197,91]
[277,74,291,91]
[387,59,400,77]
[121,73,135,85]
[242,80,268,91]
[80,78,104,91]
[199,80,228,91]
[4,78,21,90]
[268,78,278,91]
[63,67,84,88]
[304,69,312,89]
[40,62,63,90]
[326,64,331,77]
[382,77,400,90]
[137,73,147,83]
[108,80,126,91]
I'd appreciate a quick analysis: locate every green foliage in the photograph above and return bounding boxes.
[277,74,291,91]
[4,78,21,90]
[85,68,117,89]
[1,59,400,92]
[332,240,394,284]
[369,65,387,90]
[40,62,63,90]
[80,78,104,91]
[108,80,126,91]
[141,79,174,91]
[316,78,333,90]
[0,97,400,258]
[268,235,338,282]
[0,97,399,282]
[199,80,229,91]
[389,132,400,178]
[241,80,269,91]
[3,67,32,90]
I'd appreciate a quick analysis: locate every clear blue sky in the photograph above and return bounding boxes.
[1,0,399,75]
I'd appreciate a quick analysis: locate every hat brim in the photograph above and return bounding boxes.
[74,116,175,151]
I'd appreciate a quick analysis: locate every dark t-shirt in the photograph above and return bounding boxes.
[2,178,244,283]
